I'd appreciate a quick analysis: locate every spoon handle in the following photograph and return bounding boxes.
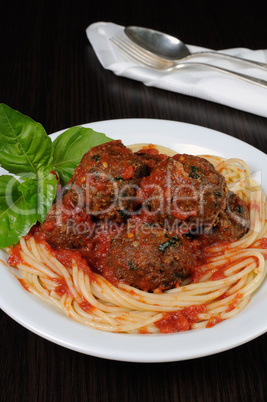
[175,62,267,88]
[184,51,267,68]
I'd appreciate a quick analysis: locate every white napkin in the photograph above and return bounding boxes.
[86,22,267,118]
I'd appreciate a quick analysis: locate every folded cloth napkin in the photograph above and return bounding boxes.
[86,22,267,118]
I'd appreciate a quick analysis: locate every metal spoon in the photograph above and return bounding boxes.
[125,26,267,68]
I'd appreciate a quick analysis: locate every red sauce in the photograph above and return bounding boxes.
[226,305,235,313]
[69,165,86,186]
[53,278,73,297]
[172,208,197,220]
[80,221,126,276]
[24,223,42,239]
[155,304,207,333]
[206,315,223,328]
[226,293,244,312]
[52,248,94,279]
[191,267,204,283]
[139,327,149,334]
[210,270,226,281]
[31,229,96,279]
[182,304,207,323]
[121,165,134,180]
[261,237,267,249]
[156,311,190,333]
[136,146,168,171]
[127,211,156,227]
[41,220,55,232]
[197,256,249,284]
[18,278,30,292]
[138,144,158,153]
[79,299,93,313]
[248,201,261,214]
[7,244,23,266]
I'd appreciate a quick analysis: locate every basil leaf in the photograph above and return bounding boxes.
[19,168,58,222]
[0,170,57,247]
[158,236,182,252]
[51,126,113,185]
[0,175,38,247]
[0,104,53,174]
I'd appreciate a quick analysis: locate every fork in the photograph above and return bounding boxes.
[111,35,267,88]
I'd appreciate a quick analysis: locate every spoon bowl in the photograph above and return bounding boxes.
[125,26,267,68]
[125,26,190,60]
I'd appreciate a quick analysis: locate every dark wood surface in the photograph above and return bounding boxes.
[1,1,267,401]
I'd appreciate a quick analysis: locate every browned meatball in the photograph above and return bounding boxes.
[41,191,94,249]
[212,192,250,241]
[138,154,227,231]
[69,140,147,221]
[104,224,194,292]
[135,147,168,173]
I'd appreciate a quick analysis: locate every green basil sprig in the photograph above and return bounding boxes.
[0,104,112,247]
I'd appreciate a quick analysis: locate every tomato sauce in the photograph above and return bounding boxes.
[53,278,73,297]
[226,293,244,312]
[248,201,261,214]
[82,222,125,276]
[121,164,134,180]
[206,315,223,328]
[210,270,226,281]
[7,244,23,266]
[79,299,93,313]
[41,220,55,232]
[156,311,190,333]
[191,267,204,283]
[139,327,149,334]
[138,144,159,154]
[182,304,207,323]
[261,237,267,249]
[18,278,30,292]
[31,228,96,281]
[155,304,207,333]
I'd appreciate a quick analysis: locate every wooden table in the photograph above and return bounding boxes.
[1,1,267,401]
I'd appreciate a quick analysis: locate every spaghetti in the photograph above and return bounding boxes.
[6,151,267,334]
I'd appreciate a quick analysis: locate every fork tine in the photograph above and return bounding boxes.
[110,36,156,66]
[110,35,267,88]
[110,35,171,69]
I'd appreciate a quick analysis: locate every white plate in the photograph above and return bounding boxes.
[0,119,266,363]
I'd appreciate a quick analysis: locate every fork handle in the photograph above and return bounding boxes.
[176,62,267,88]
[183,51,267,68]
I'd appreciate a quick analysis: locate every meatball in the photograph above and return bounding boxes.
[104,224,194,292]
[41,191,94,249]
[135,147,168,173]
[212,191,250,241]
[69,140,147,221]
[138,154,227,231]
